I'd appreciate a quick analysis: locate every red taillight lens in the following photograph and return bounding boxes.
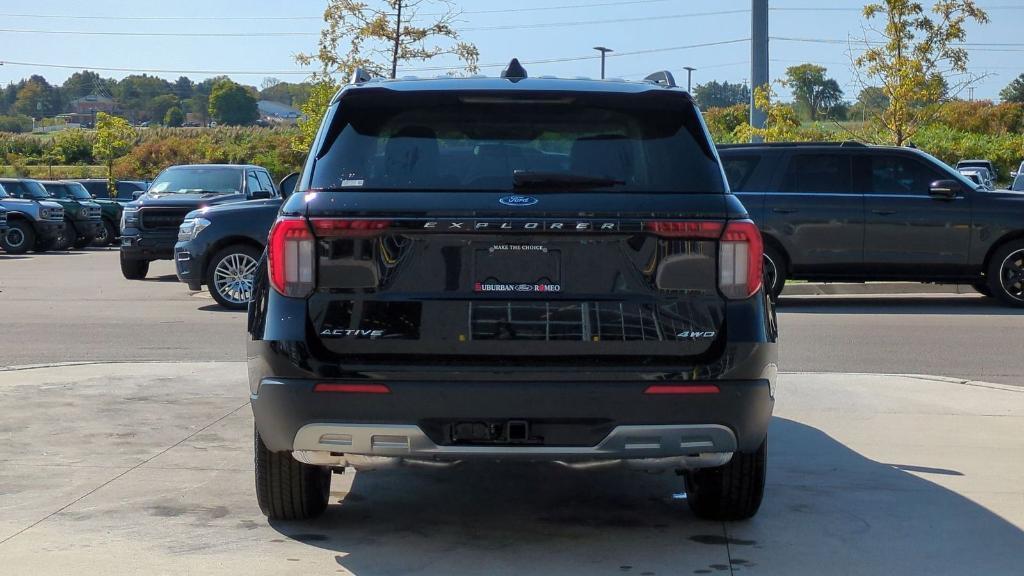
[719,220,763,299]
[645,221,724,239]
[313,383,391,394]
[644,384,721,395]
[268,217,315,298]
[311,218,391,238]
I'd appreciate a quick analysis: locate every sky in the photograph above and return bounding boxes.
[0,0,1019,102]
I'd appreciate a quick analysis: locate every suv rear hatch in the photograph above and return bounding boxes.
[272,84,761,365]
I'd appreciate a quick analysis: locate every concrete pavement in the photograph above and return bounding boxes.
[1,362,1021,575]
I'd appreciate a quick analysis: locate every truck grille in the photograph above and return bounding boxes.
[0,211,6,225]
[84,206,102,219]
[140,208,191,230]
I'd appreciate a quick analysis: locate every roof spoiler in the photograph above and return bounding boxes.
[350,68,373,84]
[644,71,677,87]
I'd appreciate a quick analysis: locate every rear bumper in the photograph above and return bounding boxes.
[250,371,775,457]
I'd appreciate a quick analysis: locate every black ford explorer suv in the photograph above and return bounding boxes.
[719,142,1024,306]
[247,64,778,522]
[120,164,278,279]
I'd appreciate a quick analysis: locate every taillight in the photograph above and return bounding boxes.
[719,220,763,299]
[311,218,391,238]
[313,383,391,394]
[645,221,723,239]
[268,217,315,298]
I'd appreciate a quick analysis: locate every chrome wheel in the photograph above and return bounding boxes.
[999,249,1024,302]
[213,252,259,305]
[5,228,26,250]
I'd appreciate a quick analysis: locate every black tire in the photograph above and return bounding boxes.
[56,219,74,251]
[987,239,1024,307]
[254,428,331,521]
[73,235,94,250]
[206,244,262,310]
[685,437,767,521]
[34,235,59,252]
[1,220,35,254]
[120,252,150,280]
[94,219,118,246]
[972,282,993,298]
[763,244,787,300]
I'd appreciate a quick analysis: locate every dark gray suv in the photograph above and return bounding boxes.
[720,142,1024,306]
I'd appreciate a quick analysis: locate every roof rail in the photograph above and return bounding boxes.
[717,141,867,149]
[350,67,372,84]
[644,71,677,87]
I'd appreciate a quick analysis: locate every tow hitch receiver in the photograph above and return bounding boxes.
[449,420,531,444]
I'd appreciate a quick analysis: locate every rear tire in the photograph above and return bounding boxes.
[73,235,94,249]
[685,437,767,521]
[987,239,1024,307]
[120,252,149,279]
[763,245,787,300]
[1,221,34,254]
[254,428,331,521]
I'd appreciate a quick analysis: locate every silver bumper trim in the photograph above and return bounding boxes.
[292,423,737,464]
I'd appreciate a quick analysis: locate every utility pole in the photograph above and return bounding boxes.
[683,66,697,92]
[391,0,403,79]
[594,46,613,79]
[750,0,769,142]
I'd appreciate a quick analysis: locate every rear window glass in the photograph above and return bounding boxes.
[779,154,850,193]
[721,155,761,191]
[310,89,725,193]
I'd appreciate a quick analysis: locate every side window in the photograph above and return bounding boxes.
[779,154,851,193]
[256,171,275,195]
[721,155,761,192]
[247,171,263,193]
[869,155,944,195]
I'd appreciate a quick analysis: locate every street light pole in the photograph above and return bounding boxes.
[593,46,613,79]
[683,66,697,92]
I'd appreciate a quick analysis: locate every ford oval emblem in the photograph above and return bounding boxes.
[499,195,538,207]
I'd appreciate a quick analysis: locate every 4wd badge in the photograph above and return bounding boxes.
[677,330,717,339]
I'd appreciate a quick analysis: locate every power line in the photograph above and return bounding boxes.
[462,9,748,31]
[0,1,688,22]
[0,27,315,37]
[0,39,752,77]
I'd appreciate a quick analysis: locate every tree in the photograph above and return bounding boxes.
[692,80,751,110]
[164,106,185,127]
[853,0,989,145]
[260,81,313,107]
[148,94,180,125]
[293,79,338,152]
[208,79,259,126]
[296,0,479,80]
[52,129,94,164]
[62,70,108,101]
[93,112,136,196]
[12,76,61,118]
[733,84,801,143]
[184,94,209,125]
[999,74,1024,104]
[261,77,282,91]
[114,74,174,122]
[173,76,195,100]
[784,64,844,121]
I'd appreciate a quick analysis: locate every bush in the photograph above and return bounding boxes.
[0,115,33,133]
[52,129,95,164]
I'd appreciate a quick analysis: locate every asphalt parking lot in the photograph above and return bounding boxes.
[2,249,1023,575]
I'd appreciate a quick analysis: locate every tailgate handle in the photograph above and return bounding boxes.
[872,209,897,216]
[771,207,798,214]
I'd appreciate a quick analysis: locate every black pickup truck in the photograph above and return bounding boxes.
[719,142,1024,306]
[119,164,278,279]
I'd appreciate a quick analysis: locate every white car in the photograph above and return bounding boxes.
[959,167,994,190]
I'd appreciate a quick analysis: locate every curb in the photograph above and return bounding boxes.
[781,282,981,296]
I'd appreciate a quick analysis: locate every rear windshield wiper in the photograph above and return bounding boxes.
[512,170,624,190]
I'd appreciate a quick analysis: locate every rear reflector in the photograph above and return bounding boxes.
[719,220,763,300]
[268,217,315,298]
[644,384,720,395]
[645,220,724,239]
[313,383,391,394]
[311,218,391,238]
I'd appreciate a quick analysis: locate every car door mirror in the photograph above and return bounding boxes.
[132,190,145,200]
[929,180,960,199]
[250,189,273,200]
[278,172,299,198]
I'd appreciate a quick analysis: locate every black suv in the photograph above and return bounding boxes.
[74,179,149,202]
[120,164,278,279]
[719,142,1024,306]
[247,65,777,522]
